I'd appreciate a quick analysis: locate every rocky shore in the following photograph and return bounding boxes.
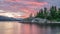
[19,18,60,24]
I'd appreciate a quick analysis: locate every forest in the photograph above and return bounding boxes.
[35,6,60,21]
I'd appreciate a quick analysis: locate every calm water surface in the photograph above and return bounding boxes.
[0,21,60,34]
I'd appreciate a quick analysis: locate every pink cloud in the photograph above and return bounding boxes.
[5,0,21,2]
[24,2,48,6]
[0,0,48,18]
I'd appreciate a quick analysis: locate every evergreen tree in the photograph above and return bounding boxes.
[35,6,60,21]
[35,9,44,18]
[40,9,44,18]
[50,6,57,19]
[56,8,60,21]
[58,8,60,17]
[54,6,58,19]
[44,7,47,19]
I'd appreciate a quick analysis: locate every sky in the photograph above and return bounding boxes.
[0,0,60,18]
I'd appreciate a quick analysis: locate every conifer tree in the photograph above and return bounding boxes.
[44,7,47,19]
[35,9,44,18]
[54,6,57,19]
[50,6,57,19]
[35,6,60,21]
[40,9,44,18]
[57,8,60,20]
[58,8,60,17]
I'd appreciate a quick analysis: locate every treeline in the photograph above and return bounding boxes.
[35,6,60,21]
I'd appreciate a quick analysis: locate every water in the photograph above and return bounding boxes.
[0,21,60,34]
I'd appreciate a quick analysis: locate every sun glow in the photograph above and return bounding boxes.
[4,13,14,17]
[0,12,25,18]
[0,10,25,18]
[0,12,15,17]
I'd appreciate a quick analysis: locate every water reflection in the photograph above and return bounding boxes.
[0,21,60,34]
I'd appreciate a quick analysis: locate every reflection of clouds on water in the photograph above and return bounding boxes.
[0,22,22,34]
[0,22,60,34]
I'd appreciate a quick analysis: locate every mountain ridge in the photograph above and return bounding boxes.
[0,16,22,21]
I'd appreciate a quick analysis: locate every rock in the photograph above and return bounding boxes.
[31,18,47,23]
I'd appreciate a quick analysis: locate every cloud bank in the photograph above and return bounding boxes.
[4,0,60,18]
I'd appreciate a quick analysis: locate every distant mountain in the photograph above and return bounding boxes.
[0,16,22,21]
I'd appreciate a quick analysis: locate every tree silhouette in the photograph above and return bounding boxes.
[35,9,44,18]
[35,6,60,21]
[50,6,58,19]
[44,7,48,19]
[56,8,60,21]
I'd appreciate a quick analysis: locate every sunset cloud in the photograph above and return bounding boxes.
[0,0,48,18]
[24,2,47,6]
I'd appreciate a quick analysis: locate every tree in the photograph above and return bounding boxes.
[58,8,60,18]
[35,9,44,18]
[50,6,57,20]
[40,9,45,18]
[35,6,60,21]
[56,8,60,21]
[44,7,48,19]
[44,7,48,23]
